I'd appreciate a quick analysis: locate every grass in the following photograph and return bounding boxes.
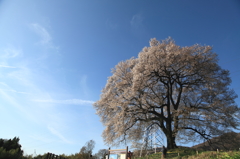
[133,147,240,159]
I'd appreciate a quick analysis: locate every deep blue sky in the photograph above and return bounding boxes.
[0,0,239,156]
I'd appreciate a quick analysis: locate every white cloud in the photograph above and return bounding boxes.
[0,88,28,94]
[7,65,33,87]
[1,47,21,59]
[31,23,52,45]
[80,75,91,97]
[0,82,8,87]
[0,89,35,121]
[30,23,59,51]
[130,14,148,37]
[0,65,16,68]
[130,14,144,29]
[33,99,94,105]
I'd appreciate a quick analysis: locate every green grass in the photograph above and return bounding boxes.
[133,147,240,159]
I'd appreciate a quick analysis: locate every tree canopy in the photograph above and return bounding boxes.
[94,38,240,149]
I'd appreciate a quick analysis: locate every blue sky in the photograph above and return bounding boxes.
[0,0,239,156]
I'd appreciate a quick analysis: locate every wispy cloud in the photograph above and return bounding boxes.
[80,75,91,98]
[0,82,8,87]
[47,125,72,144]
[0,65,16,68]
[130,14,144,29]
[33,99,94,105]
[31,23,52,45]
[130,14,148,37]
[0,89,35,121]
[1,47,21,58]
[30,23,59,51]
[0,89,28,94]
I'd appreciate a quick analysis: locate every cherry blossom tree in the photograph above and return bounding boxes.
[94,38,239,149]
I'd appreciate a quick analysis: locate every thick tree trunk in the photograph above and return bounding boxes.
[161,126,178,149]
[166,134,177,149]
[164,117,178,149]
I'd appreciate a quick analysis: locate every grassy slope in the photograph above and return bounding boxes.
[134,147,240,159]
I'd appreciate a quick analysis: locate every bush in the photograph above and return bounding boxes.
[0,137,24,159]
[0,147,23,159]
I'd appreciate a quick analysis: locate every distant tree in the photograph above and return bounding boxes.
[85,140,95,156]
[66,153,81,159]
[95,149,108,159]
[78,146,88,159]
[80,146,87,154]
[78,140,96,159]
[22,154,34,159]
[0,139,4,148]
[94,38,240,149]
[0,137,24,159]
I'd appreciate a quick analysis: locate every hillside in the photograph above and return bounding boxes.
[192,131,240,151]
